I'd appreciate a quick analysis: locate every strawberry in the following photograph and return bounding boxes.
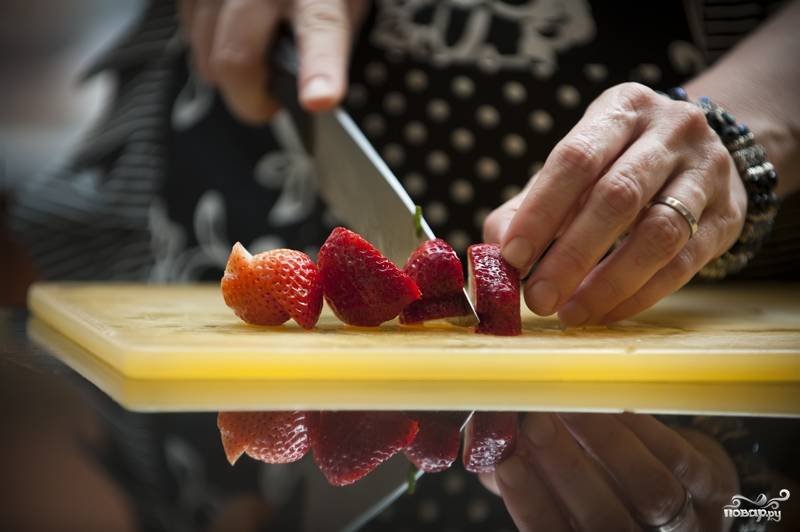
[217,411,311,465]
[467,244,521,335]
[317,227,421,326]
[221,243,323,329]
[399,239,470,324]
[462,412,518,474]
[404,412,465,473]
[311,411,419,486]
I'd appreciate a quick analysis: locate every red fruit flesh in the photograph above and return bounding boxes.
[217,411,311,465]
[400,239,470,324]
[221,243,323,329]
[467,244,521,335]
[462,412,518,473]
[404,412,465,473]
[318,227,421,326]
[311,411,419,486]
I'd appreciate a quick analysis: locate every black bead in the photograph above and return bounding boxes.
[722,111,736,125]
[738,123,750,135]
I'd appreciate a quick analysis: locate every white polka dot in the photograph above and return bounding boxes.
[452,75,475,98]
[502,134,527,157]
[451,128,474,151]
[533,62,554,80]
[474,207,491,229]
[635,63,662,83]
[503,81,527,104]
[450,179,474,203]
[417,499,439,523]
[384,92,406,115]
[467,498,491,523]
[347,83,367,107]
[501,184,522,201]
[476,105,500,128]
[478,53,501,73]
[476,158,500,181]
[530,160,544,175]
[427,99,450,122]
[529,110,553,133]
[557,85,581,108]
[362,114,385,137]
[448,230,470,252]
[443,471,466,495]
[584,63,608,82]
[404,121,427,144]
[425,202,448,226]
[405,68,428,92]
[382,143,405,166]
[364,62,387,85]
[404,173,426,196]
[427,150,450,174]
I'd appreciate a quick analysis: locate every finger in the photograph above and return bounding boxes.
[499,83,655,273]
[523,133,678,317]
[478,472,500,496]
[494,454,573,532]
[517,413,639,530]
[616,413,718,502]
[178,0,197,37]
[291,0,351,111]
[559,413,689,527]
[211,0,282,124]
[190,0,222,82]
[557,170,708,327]
[600,208,730,322]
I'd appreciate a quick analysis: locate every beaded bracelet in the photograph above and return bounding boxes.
[665,87,780,280]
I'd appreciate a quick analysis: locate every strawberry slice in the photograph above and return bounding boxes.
[221,243,323,329]
[467,244,522,335]
[399,239,470,324]
[217,411,311,465]
[462,411,518,473]
[311,411,419,486]
[317,227,421,326]
[404,412,465,473]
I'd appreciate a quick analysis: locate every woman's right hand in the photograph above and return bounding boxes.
[178,0,369,124]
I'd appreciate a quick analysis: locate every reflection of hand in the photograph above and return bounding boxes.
[483,83,747,326]
[178,0,369,123]
[483,413,739,531]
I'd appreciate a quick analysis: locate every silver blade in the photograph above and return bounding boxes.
[313,109,478,326]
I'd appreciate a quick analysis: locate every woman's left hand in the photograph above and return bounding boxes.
[483,82,747,326]
[483,412,740,531]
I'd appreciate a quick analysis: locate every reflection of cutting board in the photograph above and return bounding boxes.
[28,282,800,413]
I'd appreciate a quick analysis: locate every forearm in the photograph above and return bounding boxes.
[685,0,800,198]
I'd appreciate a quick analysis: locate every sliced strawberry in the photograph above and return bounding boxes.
[462,412,518,473]
[467,244,521,335]
[404,412,465,473]
[317,227,421,326]
[217,411,311,465]
[400,239,470,324]
[311,411,419,486]
[221,243,323,329]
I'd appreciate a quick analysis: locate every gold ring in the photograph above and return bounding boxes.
[651,195,699,238]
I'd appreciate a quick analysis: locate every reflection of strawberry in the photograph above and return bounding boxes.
[318,228,421,326]
[404,412,465,473]
[467,244,521,336]
[462,412,518,473]
[217,411,311,465]
[400,239,470,324]
[311,412,419,486]
[221,243,323,329]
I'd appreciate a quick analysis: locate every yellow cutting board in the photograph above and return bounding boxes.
[27,282,800,413]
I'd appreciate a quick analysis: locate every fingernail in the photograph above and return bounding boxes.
[528,279,558,315]
[523,413,556,447]
[301,76,335,104]
[559,301,590,327]
[502,237,534,271]
[496,455,528,488]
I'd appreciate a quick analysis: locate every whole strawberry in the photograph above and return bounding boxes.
[221,243,323,329]
[400,239,470,324]
[317,227,421,326]
[462,411,518,473]
[467,244,521,335]
[404,412,466,473]
[311,411,419,486]
[217,411,311,465]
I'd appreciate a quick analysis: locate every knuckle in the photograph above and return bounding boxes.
[670,248,698,284]
[614,82,656,112]
[707,143,733,175]
[555,239,593,274]
[595,173,643,221]
[638,213,685,263]
[296,1,347,33]
[634,478,686,525]
[210,47,260,77]
[673,103,709,136]
[551,137,601,176]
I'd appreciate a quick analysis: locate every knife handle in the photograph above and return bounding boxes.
[268,27,313,153]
